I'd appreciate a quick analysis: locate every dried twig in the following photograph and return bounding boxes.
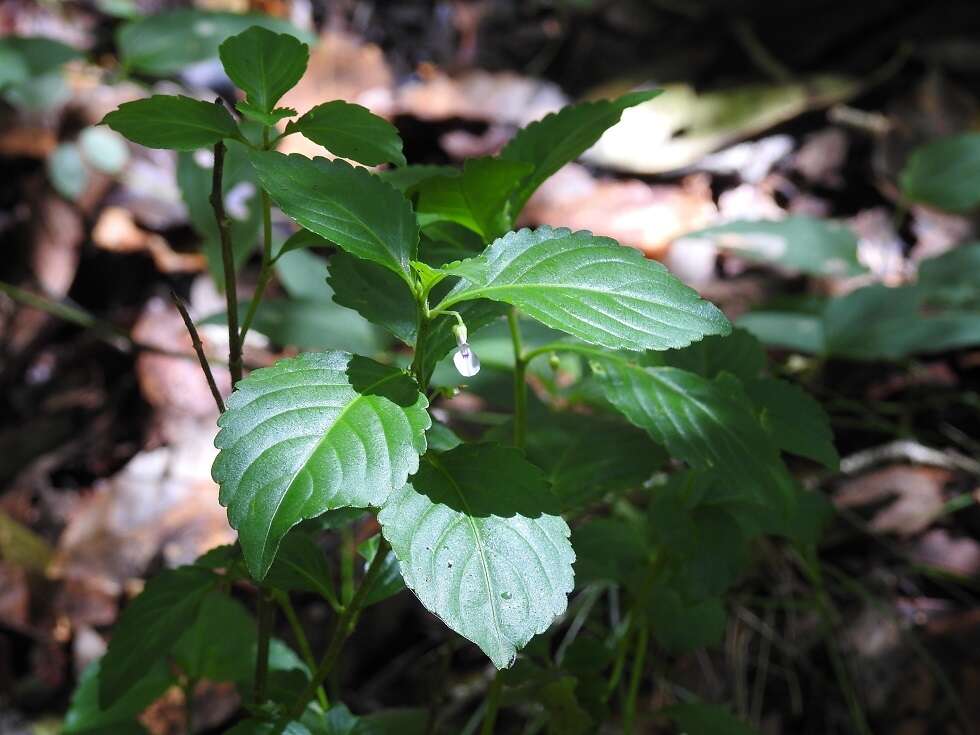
[170,290,225,413]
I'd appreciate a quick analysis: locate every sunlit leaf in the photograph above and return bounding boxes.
[219,26,308,113]
[103,95,240,151]
[378,443,574,668]
[285,100,406,167]
[437,227,730,352]
[212,352,430,579]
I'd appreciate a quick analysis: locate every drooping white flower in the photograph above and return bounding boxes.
[451,322,480,377]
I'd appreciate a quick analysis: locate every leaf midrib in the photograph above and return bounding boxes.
[424,453,505,659]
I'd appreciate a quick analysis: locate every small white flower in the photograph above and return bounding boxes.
[451,322,480,377]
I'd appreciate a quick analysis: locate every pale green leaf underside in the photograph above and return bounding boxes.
[438,226,730,352]
[212,352,430,579]
[102,95,239,151]
[219,26,308,113]
[378,444,574,669]
[249,151,418,282]
[593,358,791,506]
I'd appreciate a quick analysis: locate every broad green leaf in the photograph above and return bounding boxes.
[276,229,332,259]
[275,248,330,301]
[380,165,458,193]
[523,413,665,511]
[917,243,980,309]
[219,26,308,113]
[301,704,429,735]
[98,566,216,706]
[500,90,661,216]
[647,588,726,652]
[0,36,79,79]
[419,221,485,266]
[64,659,171,735]
[744,377,838,469]
[102,95,240,151]
[592,356,791,506]
[47,143,88,200]
[266,528,336,601]
[653,327,765,383]
[680,216,865,277]
[78,126,130,174]
[177,140,261,284]
[737,311,825,354]
[437,226,730,352]
[572,518,648,585]
[901,132,980,212]
[416,158,532,240]
[285,101,406,167]
[250,151,418,283]
[212,352,430,579]
[238,101,298,126]
[358,535,406,606]
[173,591,256,683]
[664,703,760,735]
[117,10,311,76]
[378,443,574,668]
[328,253,417,344]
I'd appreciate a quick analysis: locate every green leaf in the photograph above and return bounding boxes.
[117,10,311,76]
[249,151,418,283]
[64,659,171,735]
[592,357,791,507]
[78,126,130,174]
[437,226,730,352]
[901,132,980,212]
[663,702,760,735]
[647,589,726,652]
[499,90,660,216]
[328,253,417,344]
[917,243,980,309]
[380,165,458,193]
[0,36,79,79]
[377,443,574,668]
[276,229,331,260]
[286,101,406,167]
[212,352,430,579]
[572,518,648,585]
[523,413,665,511]
[416,158,532,240]
[654,327,765,383]
[177,140,261,284]
[358,535,406,606]
[98,566,216,706]
[737,311,825,354]
[266,529,336,601]
[173,590,256,683]
[743,377,838,469]
[238,101,298,126]
[47,143,89,200]
[102,95,239,151]
[219,26,308,113]
[682,216,865,277]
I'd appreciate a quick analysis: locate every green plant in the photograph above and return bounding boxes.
[66,24,839,734]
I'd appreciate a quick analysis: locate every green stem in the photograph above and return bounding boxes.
[480,671,503,735]
[340,525,355,605]
[284,537,392,721]
[622,624,648,733]
[277,591,329,710]
[506,310,527,450]
[210,139,243,386]
[253,587,274,704]
[182,677,197,734]
[239,128,275,344]
[411,303,431,387]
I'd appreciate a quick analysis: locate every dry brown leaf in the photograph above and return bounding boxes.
[396,67,566,127]
[521,164,716,259]
[834,465,951,537]
[910,529,980,578]
[93,206,206,273]
[32,196,83,299]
